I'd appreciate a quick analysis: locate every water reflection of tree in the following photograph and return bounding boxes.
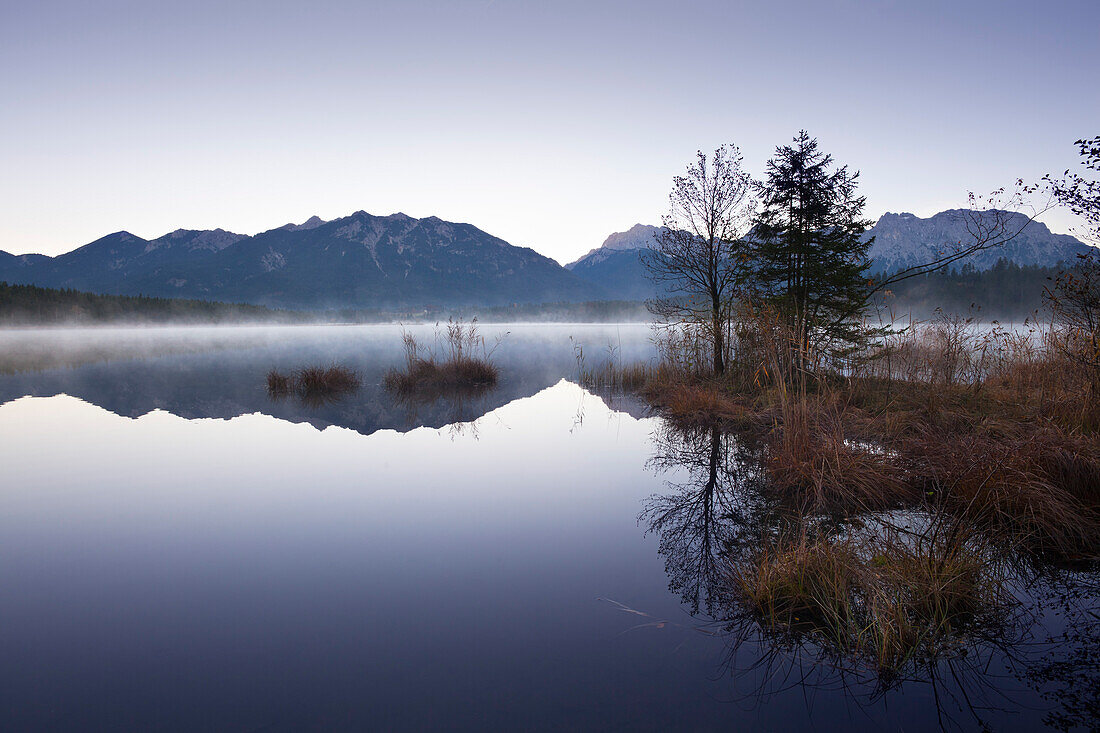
[1021,570,1100,732]
[638,420,1100,731]
[642,424,767,616]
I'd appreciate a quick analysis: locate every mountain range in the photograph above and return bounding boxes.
[565,210,1095,300]
[1,209,1093,310]
[0,211,597,309]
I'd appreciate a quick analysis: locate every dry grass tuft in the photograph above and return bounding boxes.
[384,319,500,399]
[731,521,1006,674]
[295,365,361,394]
[384,358,499,397]
[266,369,291,395]
[266,364,361,403]
[643,380,749,429]
[765,402,915,515]
[736,533,860,642]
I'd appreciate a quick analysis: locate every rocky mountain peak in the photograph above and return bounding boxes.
[566,223,666,270]
[866,209,1093,273]
[280,215,328,231]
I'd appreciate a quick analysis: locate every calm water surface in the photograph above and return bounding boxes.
[0,325,1095,731]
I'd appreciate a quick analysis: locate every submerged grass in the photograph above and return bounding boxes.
[578,360,656,392]
[731,519,1008,675]
[266,364,361,403]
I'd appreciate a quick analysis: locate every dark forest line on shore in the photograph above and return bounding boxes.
[0,261,1068,326]
[0,281,653,326]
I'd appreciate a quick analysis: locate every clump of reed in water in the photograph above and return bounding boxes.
[384,319,500,398]
[266,364,361,404]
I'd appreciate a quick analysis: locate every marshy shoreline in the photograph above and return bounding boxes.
[592,315,1100,690]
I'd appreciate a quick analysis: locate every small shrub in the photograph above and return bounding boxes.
[295,365,360,394]
[384,358,499,396]
[737,533,860,642]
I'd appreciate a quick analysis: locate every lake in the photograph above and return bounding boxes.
[0,324,1095,731]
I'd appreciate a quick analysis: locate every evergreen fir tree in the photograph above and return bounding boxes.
[752,130,874,362]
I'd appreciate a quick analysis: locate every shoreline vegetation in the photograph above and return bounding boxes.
[0,281,303,325]
[384,319,500,400]
[592,133,1100,688]
[585,305,1100,679]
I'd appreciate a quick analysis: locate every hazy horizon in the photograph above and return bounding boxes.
[2,0,1097,260]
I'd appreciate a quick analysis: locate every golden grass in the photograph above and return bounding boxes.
[384,320,500,399]
[636,315,1098,684]
[639,319,1100,561]
[731,522,1006,674]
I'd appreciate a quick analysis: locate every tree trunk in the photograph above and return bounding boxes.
[711,293,725,376]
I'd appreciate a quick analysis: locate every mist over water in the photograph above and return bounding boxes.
[0,324,1093,730]
[0,324,654,433]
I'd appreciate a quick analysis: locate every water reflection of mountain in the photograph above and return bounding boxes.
[0,325,655,435]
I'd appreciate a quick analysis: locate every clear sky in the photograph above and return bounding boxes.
[1,0,1096,262]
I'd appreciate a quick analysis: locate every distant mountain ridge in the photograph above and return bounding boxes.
[566,223,667,268]
[3,209,1093,310]
[866,209,1093,273]
[565,210,1095,299]
[0,211,601,309]
[565,224,667,301]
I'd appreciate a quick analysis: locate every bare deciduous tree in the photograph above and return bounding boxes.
[643,145,756,375]
[1047,136,1100,246]
[1044,137,1100,385]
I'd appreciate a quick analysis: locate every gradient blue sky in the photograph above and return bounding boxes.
[1,0,1096,262]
